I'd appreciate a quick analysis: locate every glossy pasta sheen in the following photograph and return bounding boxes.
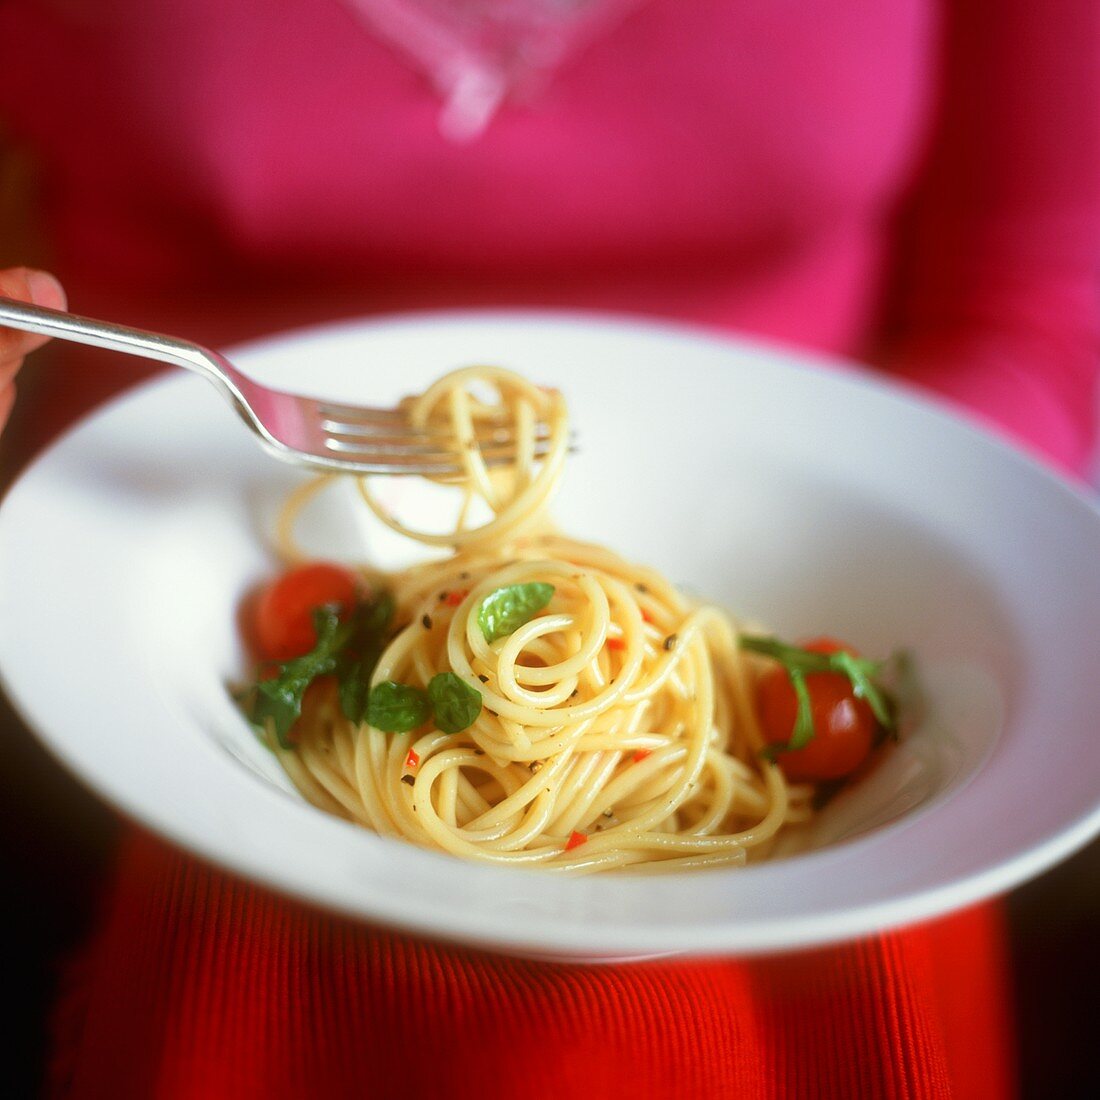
[271,367,812,873]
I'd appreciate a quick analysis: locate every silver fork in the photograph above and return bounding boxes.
[0,296,559,475]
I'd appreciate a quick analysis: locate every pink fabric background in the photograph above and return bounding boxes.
[0,0,1096,473]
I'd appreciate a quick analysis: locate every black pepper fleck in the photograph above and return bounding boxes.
[400,775,415,786]
[478,674,489,683]
[663,633,678,651]
[422,614,433,630]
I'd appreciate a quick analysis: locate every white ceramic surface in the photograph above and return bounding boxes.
[2,310,1099,959]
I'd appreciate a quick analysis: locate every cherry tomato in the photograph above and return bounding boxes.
[755,637,876,782]
[253,562,358,661]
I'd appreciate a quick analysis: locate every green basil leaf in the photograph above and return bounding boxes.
[786,669,816,750]
[428,672,483,734]
[760,668,816,761]
[830,651,892,726]
[358,590,396,639]
[337,655,373,725]
[248,607,344,748]
[251,674,310,749]
[477,582,555,642]
[336,591,396,723]
[367,681,432,732]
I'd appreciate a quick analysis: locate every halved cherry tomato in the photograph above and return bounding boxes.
[253,562,358,661]
[755,637,876,782]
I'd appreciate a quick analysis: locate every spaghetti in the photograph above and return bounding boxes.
[259,366,818,873]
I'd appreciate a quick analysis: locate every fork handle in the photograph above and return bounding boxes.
[0,295,249,403]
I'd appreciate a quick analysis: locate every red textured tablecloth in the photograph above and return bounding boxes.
[49,829,1014,1099]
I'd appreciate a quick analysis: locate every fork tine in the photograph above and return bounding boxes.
[317,400,523,421]
[318,401,391,415]
[317,402,518,431]
[319,418,550,444]
[312,451,541,476]
[320,419,555,444]
[321,437,556,461]
[315,402,413,422]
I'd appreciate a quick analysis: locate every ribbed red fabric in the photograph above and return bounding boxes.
[49,829,1015,1099]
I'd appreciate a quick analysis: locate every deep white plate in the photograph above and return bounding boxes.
[3,311,1099,959]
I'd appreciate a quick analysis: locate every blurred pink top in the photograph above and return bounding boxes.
[0,0,1097,473]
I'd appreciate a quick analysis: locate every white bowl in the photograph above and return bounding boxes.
[2,310,1099,959]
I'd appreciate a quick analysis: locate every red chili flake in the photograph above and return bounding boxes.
[641,609,654,624]
[633,749,652,763]
[565,831,588,852]
[445,589,468,607]
[404,749,420,769]
[607,637,626,651]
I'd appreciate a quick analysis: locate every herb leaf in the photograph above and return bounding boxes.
[830,649,892,727]
[336,592,396,723]
[367,681,432,732]
[249,607,346,748]
[787,669,816,751]
[477,582,555,642]
[428,672,483,734]
[337,660,373,727]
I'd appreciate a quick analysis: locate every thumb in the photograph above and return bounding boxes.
[0,267,68,362]
[21,268,67,311]
[1,267,69,432]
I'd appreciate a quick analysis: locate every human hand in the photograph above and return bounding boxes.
[0,267,67,435]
